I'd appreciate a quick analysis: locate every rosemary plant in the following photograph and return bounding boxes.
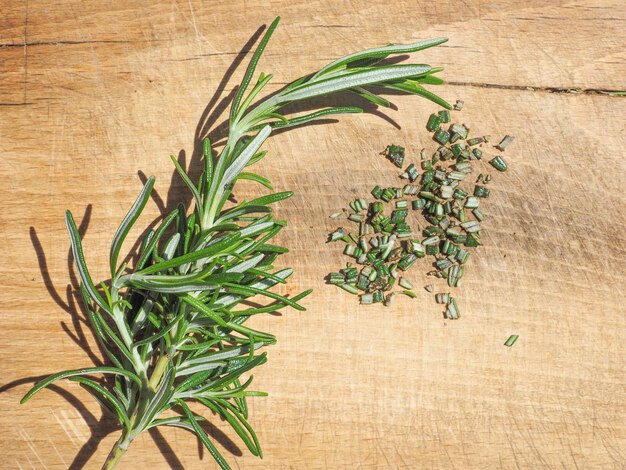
[21,17,450,469]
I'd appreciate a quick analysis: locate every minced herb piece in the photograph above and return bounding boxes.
[504,335,519,347]
[445,297,460,319]
[433,129,451,145]
[427,113,442,131]
[329,227,349,242]
[384,145,406,167]
[496,135,514,151]
[402,163,419,182]
[466,137,484,146]
[438,109,450,123]
[489,156,507,172]
[473,185,490,198]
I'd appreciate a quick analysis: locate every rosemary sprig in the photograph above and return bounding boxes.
[21,17,449,469]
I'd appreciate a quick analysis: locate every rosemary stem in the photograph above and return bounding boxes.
[102,432,133,470]
[148,354,170,391]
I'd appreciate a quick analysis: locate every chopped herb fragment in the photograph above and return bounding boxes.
[433,129,451,145]
[473,185,490,198]
[496,135,514,151]
[384,145,406,167]
[504,335,519,347]
[489,156,507,172]
[427,113,442,131]
[438,109,450,123]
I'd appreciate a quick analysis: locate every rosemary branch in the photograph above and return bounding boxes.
[21,17,449,469]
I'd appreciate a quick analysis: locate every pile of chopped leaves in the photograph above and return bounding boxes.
[327,101,513,318]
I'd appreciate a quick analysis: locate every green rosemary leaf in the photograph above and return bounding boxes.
[85,308,124,369]
[137,366,176,431]
[21,367,142,404]
[174,370,214,393]
[246,149,269,167]
[351,86,393,107]
[226,253,265,273]
[136,209,180,270]
[179,294,229,327]
[220,126,272,192]
[236,171,273,190]
[231,289,312,316]
[177,342,267,378]
[88,309,136,364]
[281,64,434,102]
[198,398,262,456]
[264,106,363,130]
[385,80,452,109]
[243,191,294,207]
[133,310,186,348]
[202,137,213,190]
[65,211,111,314]
[200,354,267,392]
[148,415,205,431]
[223,283,307,311]
[170,155,203,212]
[138,232,241,275]
[230,16,281,125]
[178,400,232,470]
[312,37,448,79]
[110,176,155,277]
[246,267,288,284]
[70,376,131,430]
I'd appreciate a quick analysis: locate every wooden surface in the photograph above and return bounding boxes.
[1,1,625,468]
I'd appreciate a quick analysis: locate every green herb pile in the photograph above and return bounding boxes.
[328,103,514,318]
[21,17,452,470]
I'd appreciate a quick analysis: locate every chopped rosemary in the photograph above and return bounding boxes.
[438,109,450,123]
[427,113,442,131]
[445,297,460,319]
[433,129,451,145]
[473,185,490,198]
[496,135,515,151]
[489,156,508,172]
[326,102,514,321]
[384,145,406,167]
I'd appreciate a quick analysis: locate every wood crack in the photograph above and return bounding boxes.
[0,39,153,48]
[447,81,625,96]
[0,102,33,106]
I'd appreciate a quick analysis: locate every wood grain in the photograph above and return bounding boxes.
[1,1,624,468]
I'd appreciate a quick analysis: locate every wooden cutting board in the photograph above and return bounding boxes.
[1,1,624,468]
